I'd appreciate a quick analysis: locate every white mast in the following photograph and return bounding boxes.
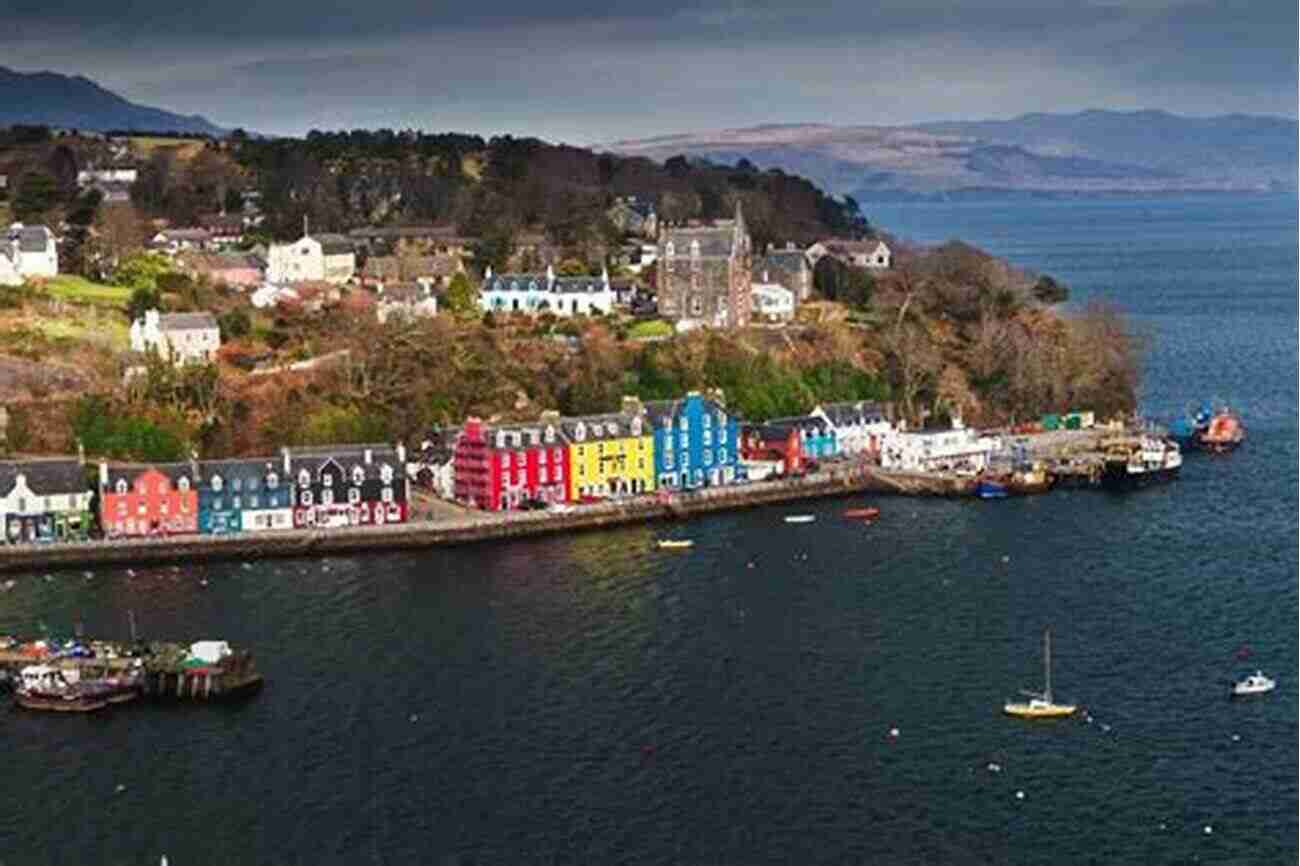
[1043,628,1052,703]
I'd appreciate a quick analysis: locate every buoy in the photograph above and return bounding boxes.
[1231,734,1240,742]
[200,579,208,587]
[1101,724,1111,732]
[115,783,126,793]
[1203,825,1213,835]
[1001,555,1010,563]
[1159,823,1167,830]
[409,713,419,723]
[987,762,1002,773]
[1015,790,1025,800]
[127,569,136,577]
[888,727,900,738]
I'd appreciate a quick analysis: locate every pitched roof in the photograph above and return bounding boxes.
[816,401,889,426]
[285,444,400,481]
[660,222,739,258]
[557,412,646,442]
[180,251,263,272]
[197,457,283,481]
[363,254,459,280]
[762,249,808,269]
[102,463,196,489]
[159,228,213,242]
[378,282,430,303]
[158,312,218,332]
[313,234,354,255]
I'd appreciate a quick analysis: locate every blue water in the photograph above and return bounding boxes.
[1,194,1295,864]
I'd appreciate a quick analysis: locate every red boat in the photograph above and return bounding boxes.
[843,507,881,520]
[1196,410,1245,453]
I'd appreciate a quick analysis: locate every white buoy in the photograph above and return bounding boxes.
[1159,823,1166,830]
[888,727,900,738]
[161,856,169,866]
[1001,555,1010,563]
[1203,825,1213,835]
[987,762,1002,773]
[200,579,208,587]
[1015,790,1025,800]
[409,713,419,723]
[1231,734,1240,742]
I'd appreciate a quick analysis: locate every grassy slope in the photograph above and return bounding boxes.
[41,275,132,306]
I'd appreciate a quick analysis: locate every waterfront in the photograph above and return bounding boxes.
[0,193,1295,864]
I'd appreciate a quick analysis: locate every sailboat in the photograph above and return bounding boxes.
[1004,628,1076,718]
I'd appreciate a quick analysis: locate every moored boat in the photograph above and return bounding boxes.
[656,539,694,550]
[1196,407,1245,453]
[13,665,130,713]
[1100,436,1182,490]
[1231,670,1275,697]
[843,507,881,520]
[1004,628,1076,719]
[784,515,815,524]
[1008,462,1054,495]
[975,477,1009,499]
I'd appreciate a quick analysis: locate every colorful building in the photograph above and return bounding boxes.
[560,401,656,500]
[452,417,570,511]
[739,422,806,477]
[197,457,294,534]
[0,459,94,544]
[766,415,837,460]
[811,401,892,460]
[98,463,199,537]
[287,445,409,529]
[644,391,742,490]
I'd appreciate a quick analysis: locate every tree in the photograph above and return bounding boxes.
[223,187,244,214]
[127,287,162,322]
[12,172,60,222]
[112,251,174,291]
[443,271,478,316]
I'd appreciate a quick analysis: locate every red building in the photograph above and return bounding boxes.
[98,463,199,537]
[740,422,805,476]
[453,415,570,510]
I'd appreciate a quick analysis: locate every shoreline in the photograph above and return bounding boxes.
[0,465,971,573]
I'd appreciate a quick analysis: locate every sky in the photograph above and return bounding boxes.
[2,0,1296,143]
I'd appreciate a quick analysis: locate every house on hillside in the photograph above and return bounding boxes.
[656,204,753,330]
[92,180,132,203]
[879,421,997,474]
[375,282,439,323]
[607,196,658,239]
[6,224,58,278]
[0,458,94,544]
[479,266,615,317]
[756,242,813,300]
[198,214,246,246]
[151,228,214,255]
[806,238,891,270]
[811,401,892,460]
[130,309,221,366]
[266,234,356,284]
[348,225,479,258]
[178,251,263,289]
[751,280,795,323]
[250,283,300,310]
[77,164,138,187]
[361,253,463,288]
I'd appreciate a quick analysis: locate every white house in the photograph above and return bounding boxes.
[751,281,796,322]
[0,459,94,544]
[376,282,438,323]
[77,166,138,187]
[879,420,998,475]
[812,402,894,459]
[150,228,214,255]
[480,265,616,317]
[130,309,221,366]
[6,224,58,278]
[806,239,892,270]
[266,234,356,285]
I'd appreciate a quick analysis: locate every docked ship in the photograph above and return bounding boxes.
[1100,436,1182,490]
[14,664,142,712]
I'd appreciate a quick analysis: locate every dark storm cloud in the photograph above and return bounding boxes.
[2,0,1294,139]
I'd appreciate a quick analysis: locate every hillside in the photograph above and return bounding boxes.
[0,66,225,135]
[608,110,1298,198]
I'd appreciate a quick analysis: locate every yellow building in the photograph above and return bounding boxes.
[560,404,656,500]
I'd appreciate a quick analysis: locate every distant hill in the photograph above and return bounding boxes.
[0,66,226,136]
[608,110,1298,199]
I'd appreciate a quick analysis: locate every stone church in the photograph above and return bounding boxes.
[655,204,753,329]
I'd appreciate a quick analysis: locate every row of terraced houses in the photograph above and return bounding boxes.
[451,394,893,511]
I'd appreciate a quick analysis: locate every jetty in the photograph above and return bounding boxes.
[0,637,263,701]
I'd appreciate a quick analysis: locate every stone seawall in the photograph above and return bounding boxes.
[0,466,972,573]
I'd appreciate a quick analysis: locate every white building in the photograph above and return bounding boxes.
[130,309,221,366]
[812,401,893,459]
[480,266,616,317]
[150,228,213,255]
[376,282,439,323]
[879,420,997,474]
[751,281,795,322]
[806,239,892,270]
[266,234,356,285]
[250,283,300,310]
[77,166,138,187]
[6,224,58,278]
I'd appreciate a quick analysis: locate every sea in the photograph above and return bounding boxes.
[1,193,1295,865]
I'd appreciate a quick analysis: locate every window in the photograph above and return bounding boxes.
[268,473,279,489]
[232,496,241,510]
[249,495,260,509]
[248,476,260,491]
[353,466,365,485]
[211,475,223,492]
[301,491,313,506]
[545,426,555,443]
[380,464,394,483]
[719,427,727,443]
[298,469,310,487]
[212,497,222,511]
[322,489,334,506]
[679,433,688,449]
[116,480,127,494]
[719,448,727,463]
[664,436,673,453]
[322,473,333,487]
[382,487,394,503]
[178,477,190,492]
[703,450,712,466]
[232,478,243,492]
[349,488,361,504]
[703,430,712,446]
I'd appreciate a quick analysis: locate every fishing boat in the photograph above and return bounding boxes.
[1004,628,1076,719]
[784,515,815,524]
[1100,436,1182,490]
[1008,462,1054,495]
[1231,670,1275,697]
[656,539,694,550]
[843,507,881,520]
[14,665,120,712]
[1196,407,1245,453]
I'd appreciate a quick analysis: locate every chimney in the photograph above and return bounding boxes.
[98,462,108,490]
[76,439,85,466]
[396,442,406,465]
[364,448,373,465]
[766,242,774,253]
[281,446,291,475]
[786,241,795,251]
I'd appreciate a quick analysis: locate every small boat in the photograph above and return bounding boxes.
[657,539,694,550]
[1196,407,1245,453]
[1004,628,1076,719]
[843,507,881,520]
[1231,670,1275,697]
[14,665,117,713]
[975,478,1009,499]
[784,515,815,524]
[1100,436,1182,490]
[1008,462,1054,495]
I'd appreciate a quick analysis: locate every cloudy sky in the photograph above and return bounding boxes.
[3,0,1295,142]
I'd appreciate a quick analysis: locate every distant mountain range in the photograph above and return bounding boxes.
[609,110,1298,199]
[0,66,226,136]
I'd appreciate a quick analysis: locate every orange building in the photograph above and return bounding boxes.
[98,463,199,537]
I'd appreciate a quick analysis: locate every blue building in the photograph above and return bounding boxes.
[643,391,742,490]
[197,456,295,535]
[768,415,837,459]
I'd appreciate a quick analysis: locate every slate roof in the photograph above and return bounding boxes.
[552,276,610,295]
[180,252,263,272]
[364,255,459,281]
[159,228,213,243]
[313,234,355,256]
[0,459,88,497]
[157,312,218,332]
[557,412,646,443]
[767,415,831,435]
[102,463,196,489]
[661,222,738,258]
[484,273,611,294]
[818,401,889,426]
[285,445,401,482]
[378,282,430,303]
[762,249,808,269]
[197,457,283,483]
